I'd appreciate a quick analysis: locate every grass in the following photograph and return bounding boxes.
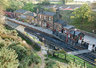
[60,9,96,34]
[67,54,96,68]
[47,52,69,63]
[46,51,95,68]
[48,55,68,63]
[70,22,95,33]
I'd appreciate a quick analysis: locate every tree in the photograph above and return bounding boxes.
[0,0,9,24]
[8,0,24,11]
[41,0,50,5]
[60,0,66,5]
[22,3,35,12]
[0,0,9,9]
[0,47,19,68]
[72,4,92,24]
[90,12,96,33]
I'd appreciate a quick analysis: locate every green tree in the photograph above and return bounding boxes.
[0,47,19,68]
[60,0,66,4]
[8,0,24,11]
[41,0,50,5]
[22,3,35,12]
[90,12,96,33]
[72,4,92,24]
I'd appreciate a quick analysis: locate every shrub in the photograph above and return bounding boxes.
[0,47,19,68]
[32,43,41,51]
[41,1,50,5]
[45,60,56,68]
[8,44,41,68]
[8,44,28,61]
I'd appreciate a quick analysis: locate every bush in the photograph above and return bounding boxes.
[32,43,41,51]
[8,44,28,61]
[45,60,56,68]
[0,47,19,68]
[8,43,41,68]
[41,1,50,5]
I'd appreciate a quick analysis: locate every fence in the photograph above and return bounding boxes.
[66,54,96,68]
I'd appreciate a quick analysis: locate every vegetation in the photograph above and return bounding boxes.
[71,4,96,33]
[1,0,96,68]
[0,47,19,68]
[60,0,66,4]
[41,0,50,5]
[22,3,42,12]
[0,0,41,68]
[72,4,92,24]
[45,60,56,68]
[22,3,35,12]
[45,59,87,68]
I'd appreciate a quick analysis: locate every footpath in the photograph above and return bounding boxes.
[67,49,91,55]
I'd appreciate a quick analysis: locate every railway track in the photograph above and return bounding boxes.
[25,27,85,52]
[25,27,96,66]
[77,53,96,66]
[6,18,96,66]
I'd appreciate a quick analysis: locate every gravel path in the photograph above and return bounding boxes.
[37,51,46,68]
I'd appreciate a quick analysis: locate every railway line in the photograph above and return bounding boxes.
[25,27,83,52]
[25,27,96,66]
[6,18,96,66]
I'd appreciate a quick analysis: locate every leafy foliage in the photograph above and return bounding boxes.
[22,3,35,12]
[45,60,56,68]
[41,0,50,5]
[8,43,41,68]
[65,61,87,68]
[0,47,19,68]
[72,4,92,24]
[0,0,42,68]
[9,44,28,61]
[6,0,34,11]
[60,0,66,4]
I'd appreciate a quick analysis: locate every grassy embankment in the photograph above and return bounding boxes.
[60,10,96,33]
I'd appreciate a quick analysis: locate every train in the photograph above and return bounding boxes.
[5,11,96,52]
